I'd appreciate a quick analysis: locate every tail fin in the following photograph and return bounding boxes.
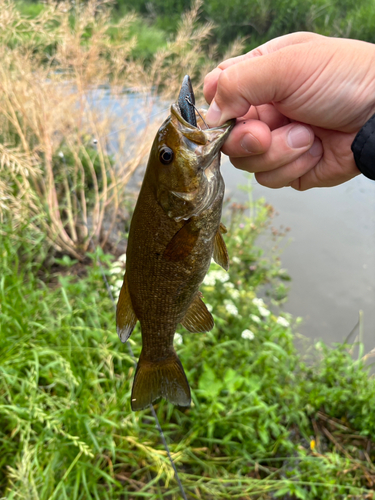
[131,350,191,411]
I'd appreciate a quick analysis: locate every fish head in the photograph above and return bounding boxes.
[148,103,235,221]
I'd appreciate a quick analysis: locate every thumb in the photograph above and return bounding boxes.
[205,40,316,127]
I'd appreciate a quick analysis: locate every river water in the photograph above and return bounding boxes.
[221,159,375,355]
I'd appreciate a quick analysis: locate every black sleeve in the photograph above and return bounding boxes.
[351,113,375,181]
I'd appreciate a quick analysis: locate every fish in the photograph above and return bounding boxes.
[116,75,234,411]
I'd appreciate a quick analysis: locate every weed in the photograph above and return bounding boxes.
[0,0,231,260]
[1,203,375,499]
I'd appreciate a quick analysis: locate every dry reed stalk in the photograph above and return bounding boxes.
[0,0,241,259]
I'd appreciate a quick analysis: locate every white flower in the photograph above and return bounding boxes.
[224,282,234,289]
[258,306,270,317]
[253,297,270,317]
[276,316,290,327]
[224,282,240,299]
[203,270,229,286]
[114,279,123,289]
[174,333,183,345]
[224,300,238,316]
[241,329,255,340]
[253,297,266,308]
[58,151,64,158]
[214,270,229,283]
[203,273,216,286]
[109,266,123,275]
[110,280,123,301]
[250,314,261,324]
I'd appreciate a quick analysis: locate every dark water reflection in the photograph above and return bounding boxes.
[221,158,375,354]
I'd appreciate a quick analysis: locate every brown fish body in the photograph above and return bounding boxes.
[117,101,234,411]
[127,176,223,349]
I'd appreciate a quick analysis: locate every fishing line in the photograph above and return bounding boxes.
[98,259,189,500]
[185,96,209,130]
[62,149,189,500]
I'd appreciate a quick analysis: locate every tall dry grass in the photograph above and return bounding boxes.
[0,0,244,259]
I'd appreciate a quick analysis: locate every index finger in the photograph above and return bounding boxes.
[203,32,322,109]
[203,31,322,103]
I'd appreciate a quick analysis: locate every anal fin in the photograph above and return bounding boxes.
[131,349,191,411]
[213,224,229,271]
[116,272,137,343]
[181,292,214,332]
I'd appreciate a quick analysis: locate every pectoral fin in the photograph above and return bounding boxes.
[163,220,200,262]
[181,292,214,332]
[213,225,229,271]
[116,272,137,343]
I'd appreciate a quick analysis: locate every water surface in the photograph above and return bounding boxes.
[222,160,375,354]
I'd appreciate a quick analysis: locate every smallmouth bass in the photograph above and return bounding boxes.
[116,76,234,411]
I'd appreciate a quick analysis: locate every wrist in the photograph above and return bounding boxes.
[351,113,375,180]
[350,40,375,131]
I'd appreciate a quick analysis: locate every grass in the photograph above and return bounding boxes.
[1,1,375,498]
[1,202,375,499]
[1,0,241,260]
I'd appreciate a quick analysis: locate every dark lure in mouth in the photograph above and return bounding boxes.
[177,75,197,128]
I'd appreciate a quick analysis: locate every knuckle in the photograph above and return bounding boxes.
[216,69,233,98]
[203,71,213,87]
[255,172,277,188]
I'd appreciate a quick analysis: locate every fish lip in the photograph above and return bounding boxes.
[171,103,198,129]
[199,116,235,157]
[171,103,234,133]
[171,103,235,134]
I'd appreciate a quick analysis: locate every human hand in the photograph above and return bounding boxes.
[204,32,375,190]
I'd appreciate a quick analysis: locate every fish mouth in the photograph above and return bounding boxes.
[156,77,234,222]
[171,75,235,146]
[170,103,234,147]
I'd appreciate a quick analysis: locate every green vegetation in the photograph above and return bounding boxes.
[17,0,375,59]
[113,0,375,53]
[1,0,225,260]
[16,0,375,60]
[1,0,375,498]
[1,203,375,499]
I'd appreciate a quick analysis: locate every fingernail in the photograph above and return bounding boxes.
[287,125,312,149]
[241,133,260,154]
[309,138,323,157]
[205,100,222,126]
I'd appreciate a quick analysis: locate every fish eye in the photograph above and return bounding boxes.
[159,146,174,165]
